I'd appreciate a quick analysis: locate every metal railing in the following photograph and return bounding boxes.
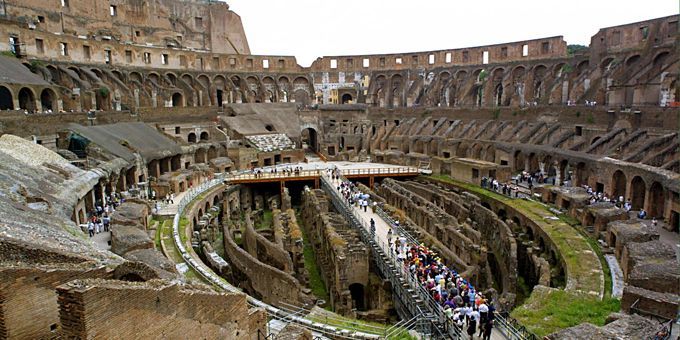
[320,173,462,339]
[630,299,676,340]
[325,173,544,340]
[225,167,419,182]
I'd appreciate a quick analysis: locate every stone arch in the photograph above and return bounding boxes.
[181,73,194,85]
[111,70,125,83]
[341,93,353,104]
[512,65,526,81]
[207,146,218,160]
[188,132,197,143]
[491,67,505,82]
[195,148,207,163]
[528,152,539,172]
[513,150,525,172]
[18,87,36,111]
[0,86,14,110]
[90,68,104,80]
[147,72,160,83]
[301,127,318,152]
[611,170,626,199]
[652,51,670,67]
[553,62,566,77]
[497,208,507,221]
[391,74,404,107]
[647,182,664,218]
[599,57,615,72]
[349,283,366,311]
[197,74,211,89]
[576,60,590,76]
[455,70,468,79]
[165,72,178,87]
[129,71,143,85]
[200,131,209,141]
[625,54,641,67]
[484,144,495,162]
[40,88,57,111]
[575,162,587,187]
[494,83,503,106]
[630,176,646,210]
[171,92,184,107]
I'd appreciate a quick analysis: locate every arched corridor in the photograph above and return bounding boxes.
[0,86,13,110]
[630,176,645,210]
[40,88,57,111]
[348,283,366,311]
[611,170,626,199]
[18,87,36,112]
[301,127,318,152]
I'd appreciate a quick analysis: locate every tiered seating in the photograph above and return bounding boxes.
[245,134,295,152]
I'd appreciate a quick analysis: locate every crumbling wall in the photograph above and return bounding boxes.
[57,279,266,340]
[0,263,109,339]
[222,224,306,307]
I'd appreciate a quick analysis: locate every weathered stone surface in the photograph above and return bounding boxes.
[110,225,153,256]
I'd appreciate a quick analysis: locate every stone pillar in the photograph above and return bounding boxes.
[151,91,157,108]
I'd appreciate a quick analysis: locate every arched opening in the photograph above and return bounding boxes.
[207,146,218,161]
[40,88,56,111]
[200,132,209,141]
[341,93,353,104]
[195,148,206,164]
[611,170,627,199]
[119,273,145,282]
[0,86,13,110]
[648,182,664,218]
[301,127,318,152]
[575,162,587,187]
[18,87,36,112]
[494,84,503,106]
[172,92,184,107]
[348,283,366,311]
[188,133,197,143]
[497,209,507,221]
[514,150,525,172]
[630,176,646,210]
[171,155,181,171]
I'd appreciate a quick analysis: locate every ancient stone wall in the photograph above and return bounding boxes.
[57,279,266,340]
[301,189,370,315]
[222,223,305,307]
[0,263,109,339]
[242,213,294,273]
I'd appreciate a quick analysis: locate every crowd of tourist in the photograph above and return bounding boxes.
[329,169,496,338]
[86,195,121,237]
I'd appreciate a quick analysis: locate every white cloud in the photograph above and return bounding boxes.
[226,0,677,66]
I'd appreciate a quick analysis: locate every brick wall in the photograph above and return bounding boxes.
[57,279,266,340]
[0,264,109,339]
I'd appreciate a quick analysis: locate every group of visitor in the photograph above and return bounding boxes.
[393,239,495,339]
[481,177,521,198]
[87,196,120,237]
[329,170,495,339]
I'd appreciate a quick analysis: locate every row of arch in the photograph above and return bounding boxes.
[0,86,58,112]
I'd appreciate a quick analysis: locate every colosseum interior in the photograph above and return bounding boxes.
[0,1,678,339]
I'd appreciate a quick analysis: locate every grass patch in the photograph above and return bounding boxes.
[307,308,391,336]
[426,174,603,296]
[259,210,273,230]
[425,175,613,335]
[296,212,330,305]
[511,288,620,337]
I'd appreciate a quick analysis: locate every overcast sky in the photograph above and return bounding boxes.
[226,0,677,66]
